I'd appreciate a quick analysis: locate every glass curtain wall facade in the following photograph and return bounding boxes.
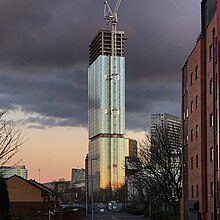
[88,30,126,195]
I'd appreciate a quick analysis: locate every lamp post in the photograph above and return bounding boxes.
[86,180,88,216]
[125,176,127,209]
[91,158,97,220]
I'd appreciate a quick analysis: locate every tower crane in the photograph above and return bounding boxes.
[104,0,122,192]
[104,0,121,25]
[104,0,121,59]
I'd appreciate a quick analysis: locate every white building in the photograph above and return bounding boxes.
[0,165,28,179]
[151,113,181,148]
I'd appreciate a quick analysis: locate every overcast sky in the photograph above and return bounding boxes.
[0,0,201,131]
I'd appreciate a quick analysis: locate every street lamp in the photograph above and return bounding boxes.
[91,157,97,220]
[125,176,127,209]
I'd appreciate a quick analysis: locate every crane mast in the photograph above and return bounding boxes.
[104,0,122,192]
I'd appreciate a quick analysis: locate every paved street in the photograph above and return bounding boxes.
[84,210,148,220]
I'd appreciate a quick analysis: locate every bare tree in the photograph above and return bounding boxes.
[132,124,182,218]
[0,110,25,219]
[0,110,24,167]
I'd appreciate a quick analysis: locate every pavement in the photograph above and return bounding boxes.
[84,210,149,220]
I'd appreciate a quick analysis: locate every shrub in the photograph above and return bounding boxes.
[132,209,143,215]
[0,177,10,220]
[143,208,149,217]
[124,207,143,215]
[152,210,169,220]
[124,207,133,214]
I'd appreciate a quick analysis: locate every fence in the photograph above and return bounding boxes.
[10,208,86,220]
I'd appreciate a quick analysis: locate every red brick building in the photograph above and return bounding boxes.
[6,175,58,216]
[181,0,220,219]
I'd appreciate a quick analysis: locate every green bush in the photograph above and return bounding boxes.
[169,216,179,220]
[124,207,133,214]
[143,208,149,217]
[124,207,143,215]
[152,210,169,220]
[132,209,143,215]
[151,210,179,220]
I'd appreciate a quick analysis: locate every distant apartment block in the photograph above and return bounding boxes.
[72,168,85,186]
[124,137,138,176]
[0,165,28,179]
[125,138,138,158]
[151,113,181,146]
[44,180,76,203]
[124,138,140,204]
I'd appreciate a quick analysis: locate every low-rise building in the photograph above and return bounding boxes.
[72,168,85,188]
[44,180,73,203]
[6,175,58,216]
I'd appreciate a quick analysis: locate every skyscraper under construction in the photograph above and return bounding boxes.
[88,28,126,198]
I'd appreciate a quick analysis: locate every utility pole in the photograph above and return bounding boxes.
[38,168,40,183]
[91,158,97,220]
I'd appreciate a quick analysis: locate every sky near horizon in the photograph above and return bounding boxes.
[0,0,201,182]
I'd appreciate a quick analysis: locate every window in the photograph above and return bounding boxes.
[196,155,198,167]
[196,95,198,108]
[191,129,194,141]
[214,37,217,63]
[191,72,193,85]
[191,101,193,113]
[210,113,214,127]
[192,185,194,198]
[195,65,198,79]
[211,182,214,196]
[210,147,214,161]
[191,157,194,169]
[196,184,199,197]
[210,78,213,94]
[196,125,199,138]
[209,44,213,60]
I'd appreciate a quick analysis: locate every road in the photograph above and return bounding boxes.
[84,210,148,220]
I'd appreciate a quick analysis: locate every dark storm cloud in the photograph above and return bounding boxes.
[0,0,105,69]
[127,82,180,112]
[0,72,87,127]
[19,116,83,129]
[122,0,201,83]
[0,0,201,129]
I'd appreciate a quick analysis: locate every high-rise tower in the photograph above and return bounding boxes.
[151,113,181,148]
[88,29,126,197]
